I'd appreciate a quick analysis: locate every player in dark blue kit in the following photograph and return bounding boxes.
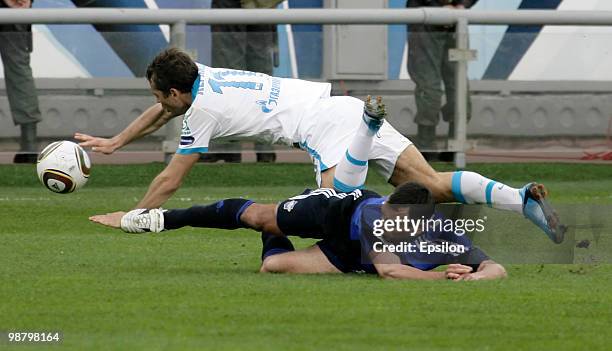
[90,182,506,281]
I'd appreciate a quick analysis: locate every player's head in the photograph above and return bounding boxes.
[382,182,435,227]
[376,182,435,239]
[146,48,198,115]
[387,182,434,207]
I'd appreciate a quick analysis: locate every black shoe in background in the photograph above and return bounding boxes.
[200,153,242,163]
[256,152,276,163]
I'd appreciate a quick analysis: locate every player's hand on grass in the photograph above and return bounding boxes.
[89,212,126,229]
[444,264,473,280]
[455,273,483,281]
[74,133,119,154]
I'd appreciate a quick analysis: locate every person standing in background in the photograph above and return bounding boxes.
[406,0,477,149]
[0,0,42,163]
[207,0,282,163]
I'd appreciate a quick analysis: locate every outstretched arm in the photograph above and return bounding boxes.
[371,250,476,280]
[89,153,199,230]
[375,262,446,280]
[374,260,479,281]
[135,153,200,209]
[75,103,176,154]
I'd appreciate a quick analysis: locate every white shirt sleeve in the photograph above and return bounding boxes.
[176,109,219,155]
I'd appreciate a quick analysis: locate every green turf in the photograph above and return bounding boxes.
[1,163,611,350]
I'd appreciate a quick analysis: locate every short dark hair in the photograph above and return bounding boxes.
[146,48,198,96]
[388,182,433,205]
[387,182,435,218]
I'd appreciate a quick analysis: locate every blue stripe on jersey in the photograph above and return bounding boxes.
[191,76,201,101]
[176,147,209,155]
[452,171,467,204]
[345,150,367,167]
[333,178,364,193]
[485,181,498,206]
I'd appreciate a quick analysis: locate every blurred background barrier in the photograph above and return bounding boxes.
[1,1,612,166]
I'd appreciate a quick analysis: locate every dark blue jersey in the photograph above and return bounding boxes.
[349,202,488,273]
[277,188,489,274]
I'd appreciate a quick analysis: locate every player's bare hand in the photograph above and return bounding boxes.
[445,264,473,280]
[453,272,483,281]
[89,212,126,229]
[74,133,118,154]
[3,0,32,9]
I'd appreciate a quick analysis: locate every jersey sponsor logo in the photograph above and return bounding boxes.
[180,119,194,145]
[256,77,282,113]
[257,99,275,113]
[181,117,192,136]
[283,200,297,212]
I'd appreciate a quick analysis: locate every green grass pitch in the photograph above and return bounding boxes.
[1,163,611,350]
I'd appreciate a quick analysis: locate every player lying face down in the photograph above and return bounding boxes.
[75,48,563,243]
[90,182,506,281]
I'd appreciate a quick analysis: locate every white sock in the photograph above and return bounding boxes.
[451,171,522,213]
[333,114,379,192]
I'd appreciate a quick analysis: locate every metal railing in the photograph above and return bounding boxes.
[2,8,612,167]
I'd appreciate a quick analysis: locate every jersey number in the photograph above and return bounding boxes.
[208,78,263,94]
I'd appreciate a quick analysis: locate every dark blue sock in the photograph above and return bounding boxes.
[164,199,254,230]
[261,232,295,261]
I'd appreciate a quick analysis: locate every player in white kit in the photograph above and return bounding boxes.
[179,62,409,188]
[76,48,565,243]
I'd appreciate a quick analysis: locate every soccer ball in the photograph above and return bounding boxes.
[37,141,91,194]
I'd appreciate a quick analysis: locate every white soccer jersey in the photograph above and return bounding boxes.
[177,64,331,155]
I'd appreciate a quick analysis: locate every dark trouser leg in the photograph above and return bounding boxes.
[441,32,471,139]
[0,30,41,163]
[209,0,245,162]
[408,25,446,149]
[19,123,37,153]
[0,31,41,128]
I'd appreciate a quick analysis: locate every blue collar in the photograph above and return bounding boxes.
[191,76,201,101]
